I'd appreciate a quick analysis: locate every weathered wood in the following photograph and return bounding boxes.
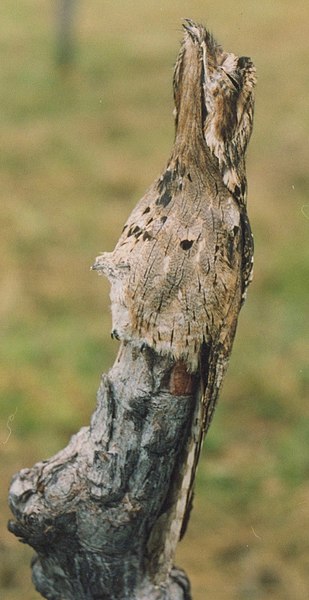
[8,345,196,599]
[8,20,256,599]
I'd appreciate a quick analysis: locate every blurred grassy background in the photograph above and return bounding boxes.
[1,1,308,599]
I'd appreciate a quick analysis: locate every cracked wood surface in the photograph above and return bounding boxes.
[8,346,196,599]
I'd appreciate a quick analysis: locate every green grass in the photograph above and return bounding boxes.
[1,1,308,599]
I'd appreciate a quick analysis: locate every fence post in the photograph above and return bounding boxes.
[55,0,78,69]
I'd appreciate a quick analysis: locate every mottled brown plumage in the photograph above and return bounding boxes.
[93,20,256,548]
[93,20,256,379]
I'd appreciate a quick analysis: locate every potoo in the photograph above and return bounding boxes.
[93,20,256,431]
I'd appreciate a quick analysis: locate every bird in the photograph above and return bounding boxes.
[92,19,256,556]
[92,19,256,385]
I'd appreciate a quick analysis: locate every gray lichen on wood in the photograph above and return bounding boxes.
[8,19,255,600]
[9,346,196,599]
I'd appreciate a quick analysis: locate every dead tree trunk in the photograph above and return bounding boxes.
[8,345,195,599]
[8,20,256,600]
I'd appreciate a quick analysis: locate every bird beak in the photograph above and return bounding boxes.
[182,19,201,42]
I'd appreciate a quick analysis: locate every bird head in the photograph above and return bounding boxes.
[173,19,256,202]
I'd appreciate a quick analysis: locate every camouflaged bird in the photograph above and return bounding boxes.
[93,20,256,384]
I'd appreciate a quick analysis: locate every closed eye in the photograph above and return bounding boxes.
[225,71,240,90]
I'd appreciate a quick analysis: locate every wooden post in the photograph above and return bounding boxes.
[8,20,256,599]
[55,0,78,69]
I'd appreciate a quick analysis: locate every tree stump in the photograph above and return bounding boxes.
[9,345,195,599]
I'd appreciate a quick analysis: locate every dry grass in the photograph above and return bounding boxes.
[1,1,308,599]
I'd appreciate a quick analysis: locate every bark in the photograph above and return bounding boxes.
[8,344,199,599]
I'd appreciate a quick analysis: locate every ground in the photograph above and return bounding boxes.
[0,1,308,599]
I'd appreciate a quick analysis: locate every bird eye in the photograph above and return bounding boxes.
[225,71,240,90]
